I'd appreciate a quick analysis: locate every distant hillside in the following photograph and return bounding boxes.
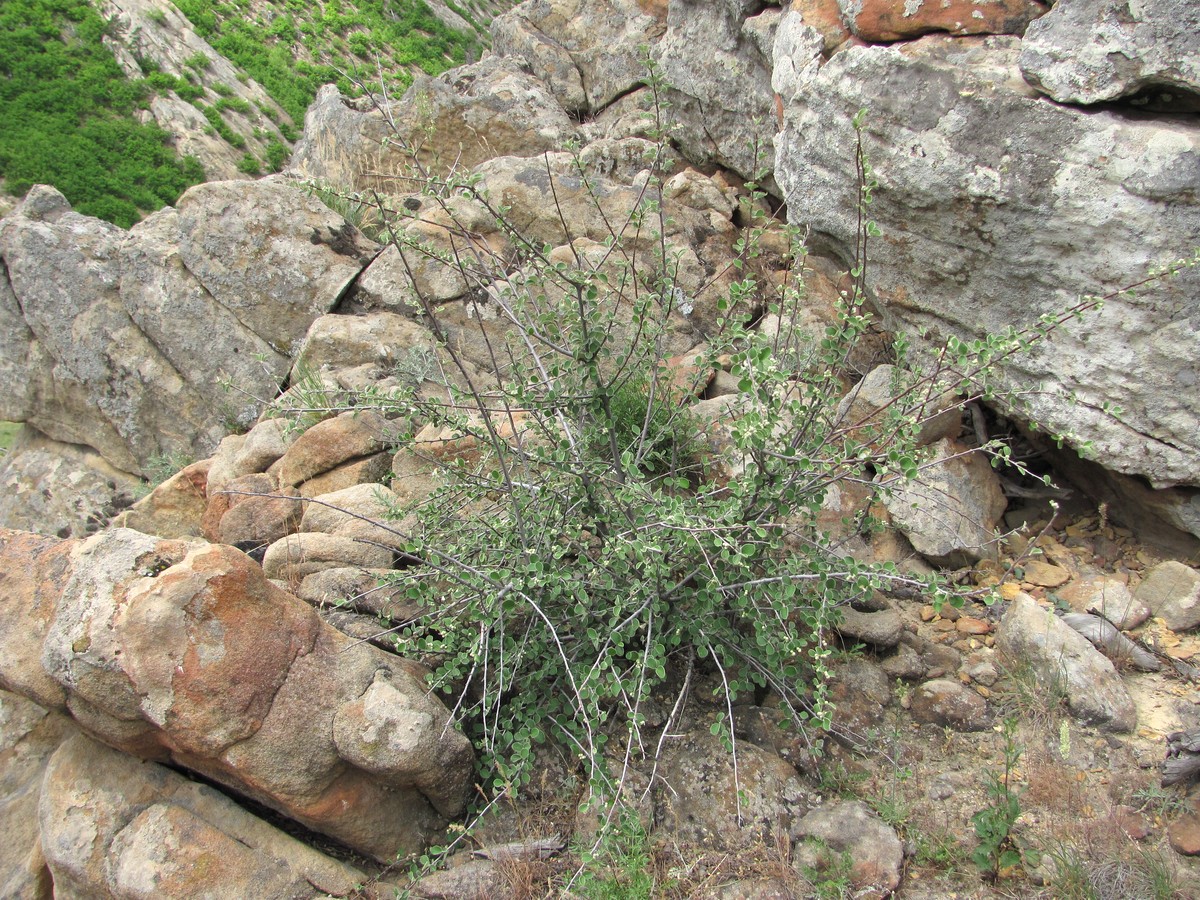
[0,0,516,227]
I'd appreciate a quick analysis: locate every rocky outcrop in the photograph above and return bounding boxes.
[288,56,579,191]
[1019,0,1200,108]
[654,0,781,186]
[0,527,473,861]
[491,0,668,115]
[40,733,374,898]
[775,29,1200,537]
[0,180,375,485]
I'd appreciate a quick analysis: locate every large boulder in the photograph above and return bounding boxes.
[654,0,782,187]
[288,56,579,191]
[0,527,474,861]
[0,428,142,539]
[1019,0,1200,108]
[774,34,1200,537]
[39,733,371,899]
[492,0,669,115]
[0,181,375,477]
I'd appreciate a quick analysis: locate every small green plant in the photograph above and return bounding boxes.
[970,717,1023,879]
[568,812,656,900]
[798,838,856,900]
[1132,783,1191,819]
[135,450,196,498]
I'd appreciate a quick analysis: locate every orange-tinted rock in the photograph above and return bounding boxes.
[2,526,470,862]
[273,411,401,487]
[0,530,74,709]
[845,0,1046,43]
[791,0,853,51]
[115,459,212,539]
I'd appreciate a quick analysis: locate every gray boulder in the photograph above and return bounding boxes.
[492,0,668,115]
[996,592,1137,732]
[0,182,374,477]
[654,0,782,187]
[775,35,1200,535]
[1019,0,1200,108]
[288,57,579,191]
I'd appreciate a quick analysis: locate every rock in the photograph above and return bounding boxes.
[298,567,424,622]
[216,482,304,549]
[0,528,472,861]
[910,678,989,731]
[0,180,374,477]
[656,731,812,849]
[881,642,927,680]
[775,35,1200,534]
[793,800,904,899]
[206,418,298,496]
[413,858,514,900]
[788,0,852,52]
[1023,559,1071,588]
[1167,812,1200,856]
[834,605,903,648]
[1058,577,1150,629]
[262,531,396,582]
[1135,561,1200,632]
[273,411,403,488]
[996,592,1137,731]
[171,179,377,355]
[882,437,1007,566]
[333,670,475,816]
[835,364,961,447]
[302,482,411,551]
[1019,0,1200,108]
[0,428,141,539]
[39,733,370,898]
[828,658,892,740]
[492,0,668,115]
[0,530,77,710]
[841,0,1046,42]
[288,57,579,190]
[115,459,211,539]
[0,691,74,899]
[654,0,781,187]
[295,311,443,378]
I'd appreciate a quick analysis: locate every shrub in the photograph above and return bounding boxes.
[309,77,1199,842]
[346,96,991,812]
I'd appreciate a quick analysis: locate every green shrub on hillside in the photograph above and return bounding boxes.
[0,0,205,226]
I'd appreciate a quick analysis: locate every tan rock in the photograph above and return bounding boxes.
[262,532,395,582]
[115,459,211,539]
[39,733,369,898]
[1023,559,1071,588]
[298,452,394,499]
[274,411,401,487]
